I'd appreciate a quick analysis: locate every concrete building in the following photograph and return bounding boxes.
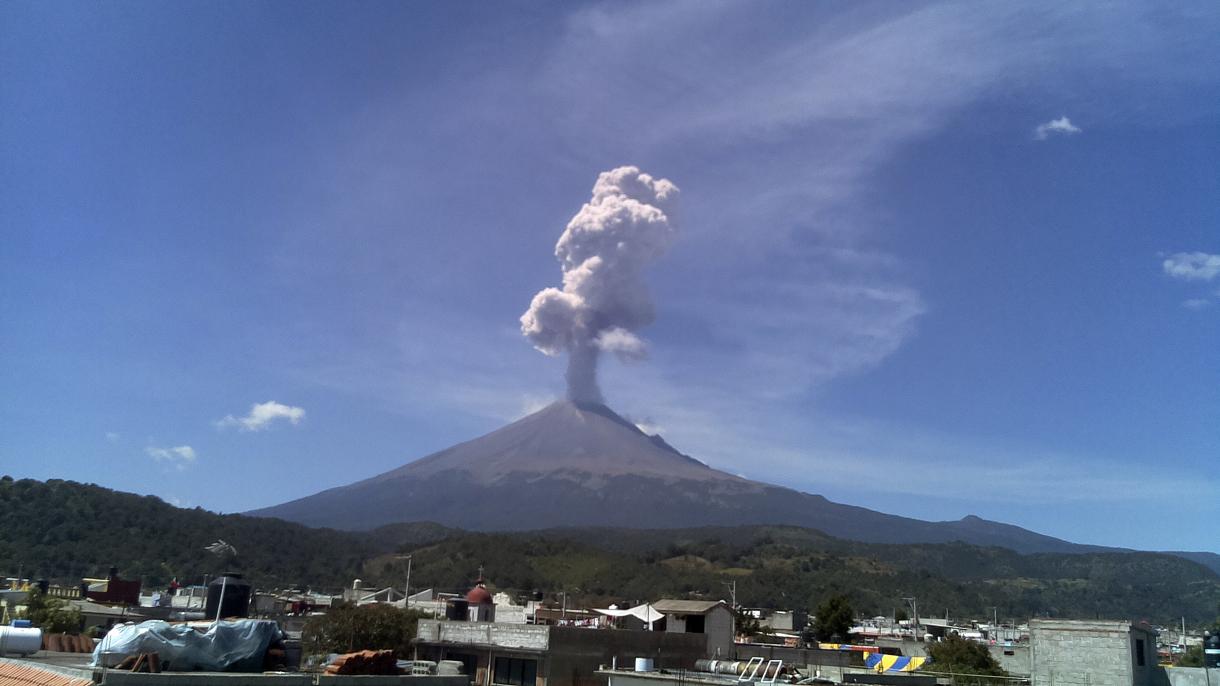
[83,569,140,606]
[342,579,400,605]
[66,598,147,632]
[651,600,734,658]
[759,610,806,634]
[1030,619,1159,686]
[414,619,707,686]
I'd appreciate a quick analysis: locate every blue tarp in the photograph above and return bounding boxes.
[92,619,282,672]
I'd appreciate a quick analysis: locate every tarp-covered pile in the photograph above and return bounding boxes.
[92,620,284,672]
[862,651,927,672]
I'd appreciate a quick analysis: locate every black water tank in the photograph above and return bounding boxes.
[205,574,251,619]
[1205,631,1220,668]
[446,599,469,621]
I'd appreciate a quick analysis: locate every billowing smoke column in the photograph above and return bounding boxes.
[521,166,679,404]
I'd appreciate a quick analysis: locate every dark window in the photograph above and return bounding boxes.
[1135,639,1146,667]
[686,614,706,633]
[493,657,538,686]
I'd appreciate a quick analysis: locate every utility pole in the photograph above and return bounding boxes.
[903,597,919,639]
[395,555,412,609]
[722,580,737,609]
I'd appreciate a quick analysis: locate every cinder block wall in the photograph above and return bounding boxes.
[1030,620,1150,686]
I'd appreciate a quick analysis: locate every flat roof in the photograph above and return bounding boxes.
[1029,619,1156,634]
[651,600,726,615]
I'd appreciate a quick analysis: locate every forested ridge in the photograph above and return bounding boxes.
[0,476,449,590]
[3,477,1216,624]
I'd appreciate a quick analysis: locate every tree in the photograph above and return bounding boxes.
[302,604,424,657]
[1178,644,1204,667]
[21,590,82,634]
[813,595,853,642]
[925,634,1006,682]
[895,608,909,622]
[734,607,762,639]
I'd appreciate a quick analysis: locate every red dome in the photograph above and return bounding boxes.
[466,584,493,605]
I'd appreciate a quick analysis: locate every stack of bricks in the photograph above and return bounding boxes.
[324,650,399,676]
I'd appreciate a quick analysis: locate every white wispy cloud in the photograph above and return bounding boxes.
[1163,251,1220,281]
[1182,298,1211,310]
[146,445,196,464]
[1034,116,1082,140]
[218,401,306,431]
[105,432,121,443]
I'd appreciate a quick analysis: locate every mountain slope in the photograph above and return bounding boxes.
[248,400,1120,556]
[5,477,1217,623]
[380,400,734,484]
[365,524,1220,623]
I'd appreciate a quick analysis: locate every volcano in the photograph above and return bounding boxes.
[249,401,1095,554]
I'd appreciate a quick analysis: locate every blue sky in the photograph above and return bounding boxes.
[2,1,1217,553]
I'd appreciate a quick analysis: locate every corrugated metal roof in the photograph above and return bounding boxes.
[651,599,727,614]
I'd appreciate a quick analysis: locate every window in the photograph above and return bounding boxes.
[1135,639,1146,667]
[685,614,706,633]
[493,657,538,686]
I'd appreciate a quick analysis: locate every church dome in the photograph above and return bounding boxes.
[466,583,493,605]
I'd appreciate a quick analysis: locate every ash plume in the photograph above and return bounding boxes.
[521,166,679,404]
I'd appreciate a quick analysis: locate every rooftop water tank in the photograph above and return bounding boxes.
[445,599,470,621]
[0,626,42,656]
[205,574,251,620]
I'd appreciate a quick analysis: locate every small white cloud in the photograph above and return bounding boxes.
[1163,252,1220,282]
[1034,116,1082,140]
[105,432,121,443]
[146,445,197,464]
[1182,298,1211,310]
[217,400,306,431]
[594,326,648,361]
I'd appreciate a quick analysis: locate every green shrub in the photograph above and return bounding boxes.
[302,604,424,657]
